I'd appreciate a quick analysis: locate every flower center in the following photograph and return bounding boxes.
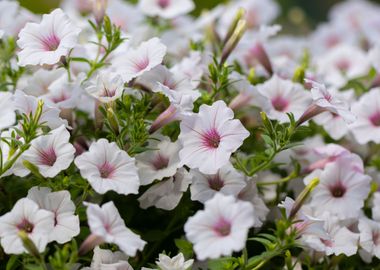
[134,57,150,72]
[202,128,221,149]
[373,232,380,246]
[17,219,34,233]
[336,59,350,73]
[271,96,289,112]
[151,153,169,170]
[208,174,224,191]
[369,111,380,127]
[38,147,57,166]
[213,218,231,237]
[98,162,115,179]
[51,92,69,103]
[101,87,117,97]
[41,34,61,51]
[158,0,170,8]
[329,182,346,198]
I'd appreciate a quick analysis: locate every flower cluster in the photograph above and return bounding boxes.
[1,0,380,269]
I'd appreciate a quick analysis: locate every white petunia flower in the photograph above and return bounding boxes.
[372,192,380,222]
[189,165,247,203]
[257,75,311,123]
[82,246,133,270]
[13,90,68,129]
[85,72,125,103]
[315,45,370,88]
[114,38,167,83]
[20,68,65,97]
[299,79,355,125]
[138,168,191,210]
[358,218,380,262]
[19,125,75,178]
[350,88,380,144]
[0,198,54,254]
[0,92,16,130]
[302,214,359,257]
[184,193,255,260]
[178,100,250,174]
[84,201,146,256]
[138,0,195,19]
[17,9,81,66]
[27,186,80,244]
[156,253,194,270]
[135,135,181,185]
[74,139,140,195]
[309,156,371,219]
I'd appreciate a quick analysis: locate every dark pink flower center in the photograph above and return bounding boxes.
[271,96,289,112]
[213,218,231,237]
[369,111,380,127]
[17,219,34,233]
[38,147,57,166]
[158,0,170,8]
[321,238,333,247]
[201,128,221,149]
[41,34,61,51]
[208,174,224,191]
[373,232,380,246]
[51,92,69,103]
[151,153,169,170]
[336,59,350,72]
[134,57,150,72]
[98,162,115,179]
[326,35,340,48]
[329,182,346,198]
[101,87,117,98]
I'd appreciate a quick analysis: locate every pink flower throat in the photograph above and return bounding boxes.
[202,128,221,149]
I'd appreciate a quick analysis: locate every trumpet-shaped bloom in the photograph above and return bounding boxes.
[75,139,140,195]
[178,100,250,174]
[17,9,81,66]
[0,198,54,254]
[82,246,133,270]
[135,135,181,185]
[27,187,80,244]
[189,165,247,203]
[115,38,167,82]
[350,88,380,144]
[21,125,76,178]
[138,168,191,210]
[358,218,380,261]
[258,75,311,123]
[309,156,371,219]
[156,253,194,270]
[184,193,255,260]
[85,72,125,103]
[85,201,146,256]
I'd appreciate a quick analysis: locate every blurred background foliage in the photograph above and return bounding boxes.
[18,0,380,32]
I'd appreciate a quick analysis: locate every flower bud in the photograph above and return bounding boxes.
[18,231,41,258]
[149,104,177,134]
[106,107,119,135]
[289,177,319,220]
[220,19,247,66]
[249,42,273,75]
[79,234,104,255]
[93,0,108,25]
[296,104,325,127]
[229,92,251,111]
[223,8,246,46]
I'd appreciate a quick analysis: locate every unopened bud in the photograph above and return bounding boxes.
[220,19,247,66]
[149,104,178,134]
[289,177,319,220]
[106,107,119,135]
[79,234,104,256]
[249,42,273,75]
[18,231,41,258]
[23,160,44,179]
[223,8,246,46]
[93,0,108,25]
[229,92,251,111]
